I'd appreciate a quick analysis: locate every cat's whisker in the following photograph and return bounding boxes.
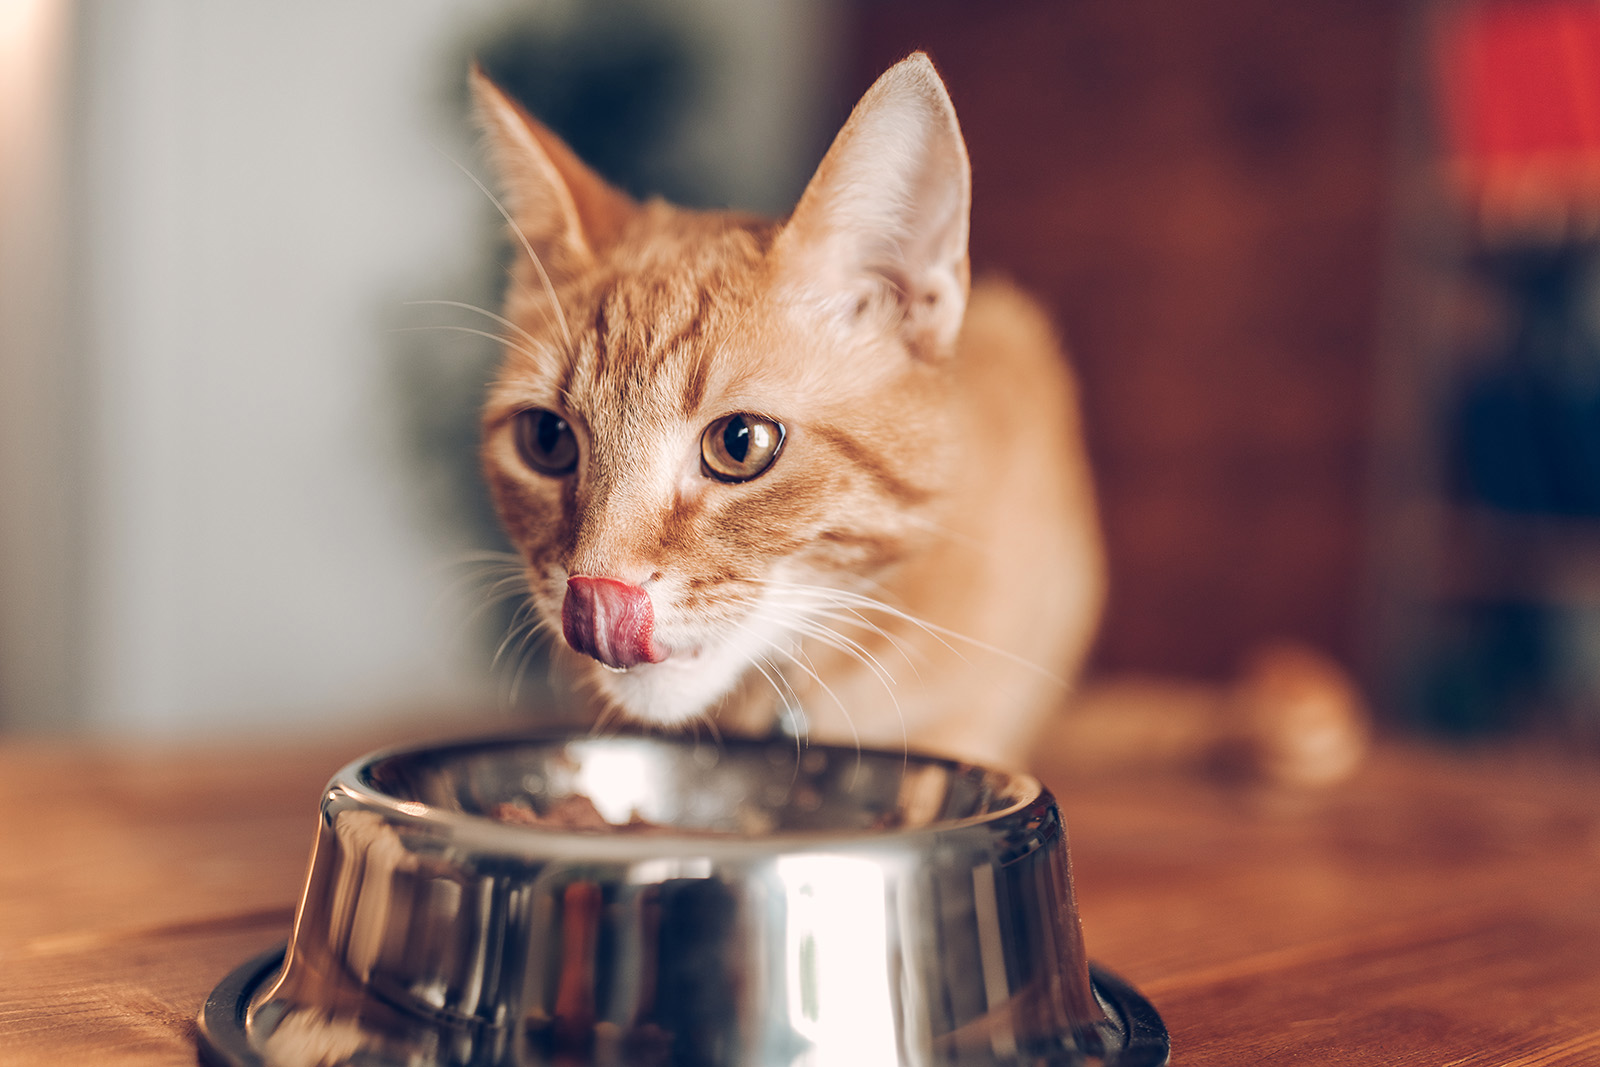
[741,624,852,733]
[442,548,526,567]
[392,323,548,370]
[757,583,974,688]
[499,614,540,681]
[448,568,531,607]
[754,578,1068,687]
[760,653,809,778]
[733,643,792,721]
[495,612,557,711]
[766,652,810,741]
[762,609,902,693]
[802,606,930,678]
[421,554,540,677]
[427,554,525,612]
[743,640,806,728]
[766,633,866,767]
[742,605,905,764]
[796,626,907,768]
[793,622,907,761]
[479,572,535,598]
[802,624,902,696]
[786,642,872,784]
[430,551,523,584]
[491,597,541,670]
[506,621,555,709]
[404,299,543,349]
[808,595,974,672]
[455,582,535,639]
[437,149,574,351]
[739,652,807,777]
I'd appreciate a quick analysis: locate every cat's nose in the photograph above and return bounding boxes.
[562,576,668,670]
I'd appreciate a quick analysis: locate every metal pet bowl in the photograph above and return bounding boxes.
[199,732,1167,1066]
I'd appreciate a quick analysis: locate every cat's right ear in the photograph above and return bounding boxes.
[469,64,634,279]
[774,52,972,360]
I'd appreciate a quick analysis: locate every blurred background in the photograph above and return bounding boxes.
[4,0,1599,747]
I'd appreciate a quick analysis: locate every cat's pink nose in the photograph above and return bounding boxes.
[562,576,667,670]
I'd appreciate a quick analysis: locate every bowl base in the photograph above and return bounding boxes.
[198,945,1168,1066]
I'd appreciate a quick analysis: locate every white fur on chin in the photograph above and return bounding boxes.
[584,604,797,728]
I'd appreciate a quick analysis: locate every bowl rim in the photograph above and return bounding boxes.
[322,728,1055,860]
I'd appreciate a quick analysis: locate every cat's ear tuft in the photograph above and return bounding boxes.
[776,52,971,359]
[468,64,635,279]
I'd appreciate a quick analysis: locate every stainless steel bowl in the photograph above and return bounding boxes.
[199,732,1167,1066]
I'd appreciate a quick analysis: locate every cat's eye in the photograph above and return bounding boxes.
[701,413,785,482]
[513,408,579,476]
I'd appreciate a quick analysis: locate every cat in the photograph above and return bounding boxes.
[466,52,1100,770]
[467,52,1364,779]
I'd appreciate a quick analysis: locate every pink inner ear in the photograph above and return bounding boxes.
[562,576,667,669]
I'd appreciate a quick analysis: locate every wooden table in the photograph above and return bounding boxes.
[3,726,1599,1065]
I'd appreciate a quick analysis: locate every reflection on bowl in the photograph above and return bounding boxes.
[198,732,1168,1066]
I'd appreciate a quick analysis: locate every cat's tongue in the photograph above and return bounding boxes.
[562,576,668,670]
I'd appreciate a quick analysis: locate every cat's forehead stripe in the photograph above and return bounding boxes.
[652,288,712,375]
[681,343,711,416]
[567,274,730,420]
[590,298,610,381]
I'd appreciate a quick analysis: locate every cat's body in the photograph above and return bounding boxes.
[472,54,1104,769]
[767,280,1103,765]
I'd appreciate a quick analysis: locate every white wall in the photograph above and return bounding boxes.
[0,0,834,737]
[73,0,516,735]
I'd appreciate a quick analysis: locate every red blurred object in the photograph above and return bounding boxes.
[1436,0,1600,236]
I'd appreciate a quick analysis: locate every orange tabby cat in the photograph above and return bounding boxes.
[470,53,1105,770]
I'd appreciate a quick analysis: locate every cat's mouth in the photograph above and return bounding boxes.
[553,584,789,727]
[596,643,706,674]
[561,575,670,671]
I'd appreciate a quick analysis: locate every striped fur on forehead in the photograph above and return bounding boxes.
[487,196,954,534]
[565,278,713,413]
[508,214,779,418]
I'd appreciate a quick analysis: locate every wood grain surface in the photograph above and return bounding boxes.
[3,727,1598,1065]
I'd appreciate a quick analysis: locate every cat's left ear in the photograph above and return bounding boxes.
[775,52,971,359]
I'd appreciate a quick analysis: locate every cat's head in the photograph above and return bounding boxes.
[472,53,971,726]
